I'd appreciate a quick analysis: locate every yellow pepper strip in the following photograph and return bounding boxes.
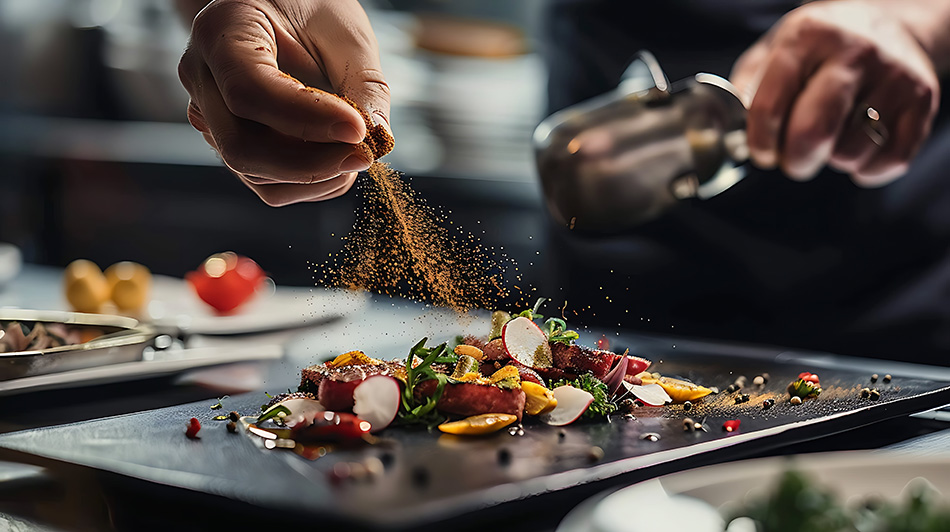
[326,350,382,368]
[522,381,557,416]
[438,413,518,435]
[454,344,485,360]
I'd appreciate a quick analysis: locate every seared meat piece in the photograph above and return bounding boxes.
[417,379,526,421]
[300,362,401,412]
[550,342,614,380]
[264,391,316,410]
[507,361,545,386]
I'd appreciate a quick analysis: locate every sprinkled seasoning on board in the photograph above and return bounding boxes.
[314,97,514,311]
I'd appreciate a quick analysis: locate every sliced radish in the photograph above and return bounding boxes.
[273,397,325,428]
[603,354,630,397]
[624,355,652,376]
[502,316,553,369]
[352,376,401,433]
[622,382,671,406]
[539,385,594,426]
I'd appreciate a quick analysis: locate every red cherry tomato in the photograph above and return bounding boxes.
[798,372,820,385]
[185,252,265,314]
[722,419,741,433]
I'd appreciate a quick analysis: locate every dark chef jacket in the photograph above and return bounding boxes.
[541,0,950,365]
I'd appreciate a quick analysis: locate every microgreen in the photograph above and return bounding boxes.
[210,395,229,410]
[398,337,457,427]
[256,404,291,424]
[541,317,579,345]
[552,373,617,419]
[513,297,547,321]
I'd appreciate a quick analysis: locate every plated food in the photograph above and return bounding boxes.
[0,310,152,381]
[0,319,102,353]
[240,299,721,447]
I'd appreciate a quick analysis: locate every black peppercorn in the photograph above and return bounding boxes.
[228,411,240,422]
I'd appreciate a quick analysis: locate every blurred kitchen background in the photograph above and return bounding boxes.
[0,0,553,298]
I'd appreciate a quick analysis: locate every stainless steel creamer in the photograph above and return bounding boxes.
[534,52,749,232]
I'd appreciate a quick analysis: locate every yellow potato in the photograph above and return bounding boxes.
[63,259,109,313]
[105,261,151,311]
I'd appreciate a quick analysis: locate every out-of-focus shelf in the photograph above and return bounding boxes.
[0,114,220,167]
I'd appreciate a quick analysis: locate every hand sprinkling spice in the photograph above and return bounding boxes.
[314,99,514,311]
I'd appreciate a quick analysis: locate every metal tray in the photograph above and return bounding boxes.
[0,309,154,381]
[1,333,949,530]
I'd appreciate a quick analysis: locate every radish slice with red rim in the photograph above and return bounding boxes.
[502,316,553,369]
[622,382,671,406]
[352,376,401,433]
[539,385,594,426]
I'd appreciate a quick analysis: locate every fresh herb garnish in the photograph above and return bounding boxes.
[256,404,290,424]
[513,297,547,321]
[541,317,579,345]
[512,298,578,345]
[398,338,457,427]
[552,373,617,419]
[210,395,229,410]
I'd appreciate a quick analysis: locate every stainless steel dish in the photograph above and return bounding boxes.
[0,309,154,381]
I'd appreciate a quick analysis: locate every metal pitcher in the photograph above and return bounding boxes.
[533,51,749,232]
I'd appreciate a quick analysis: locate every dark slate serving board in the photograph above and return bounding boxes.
[1,337,949,530]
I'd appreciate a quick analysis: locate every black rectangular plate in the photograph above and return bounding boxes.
[1,335,948,530]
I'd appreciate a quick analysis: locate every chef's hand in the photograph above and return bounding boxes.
[178,0,390,206]
[731,0,940,186]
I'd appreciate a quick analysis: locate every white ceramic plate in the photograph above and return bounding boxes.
[143,275,367,336]
[558,451,950,532]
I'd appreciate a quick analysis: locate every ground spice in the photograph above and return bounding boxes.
[315,96,511,311]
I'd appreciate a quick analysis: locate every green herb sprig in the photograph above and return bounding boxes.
[513,297,547,321]
[398,338,457,427]
[551,373,617,419]
[541,317,579,345]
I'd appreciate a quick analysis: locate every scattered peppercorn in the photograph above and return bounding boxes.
[683,401,692,411]
[185,417,201,439]
[587,446,605,462]
[226,421,237,433]
[869,390,881,401]
[726,384,738,393]
[228,411,240,422]
[558,429,567,441]
[790,396,803,405]
[883,374,892,383]
[497,448,511,466]
[860,388,871,399]
[762,398,775,410]
[871,374,879,383]
[619,398,637,413]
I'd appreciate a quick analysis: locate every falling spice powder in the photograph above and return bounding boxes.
[316,97,512,311]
